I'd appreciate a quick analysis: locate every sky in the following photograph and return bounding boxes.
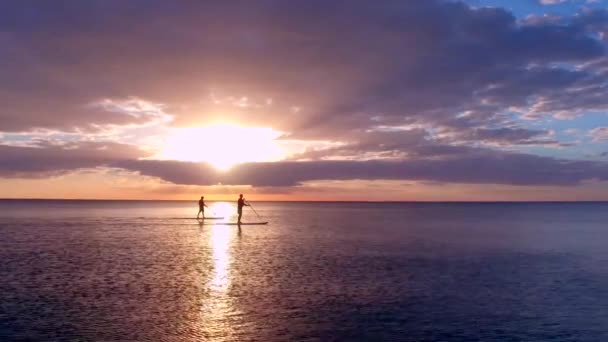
[1,0,608,201]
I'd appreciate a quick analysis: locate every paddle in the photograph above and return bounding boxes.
[246,201,263,220]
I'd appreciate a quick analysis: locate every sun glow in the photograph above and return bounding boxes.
[158,125,284,170]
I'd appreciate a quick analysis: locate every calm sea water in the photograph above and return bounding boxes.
[1,200,607,341]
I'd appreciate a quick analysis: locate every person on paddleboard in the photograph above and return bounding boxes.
[197,196,208,219]
[237,194,249,224]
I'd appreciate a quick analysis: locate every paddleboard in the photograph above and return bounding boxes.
[202,222,268,226]
[163,217,225,220]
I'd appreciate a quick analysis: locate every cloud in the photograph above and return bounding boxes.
[288,126,563,162]
[0,142,148,177]
[2,139,608,189]
[90,97,173,127]
[111,154,608,187]
[538,0,569,4]
[590,127,608,141]
[1,1,607,136]
[538,0,602,4]
[2,1,608,195]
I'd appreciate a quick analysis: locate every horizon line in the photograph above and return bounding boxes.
[1,198,608,203]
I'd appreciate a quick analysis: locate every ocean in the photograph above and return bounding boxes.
[1,200,607,341]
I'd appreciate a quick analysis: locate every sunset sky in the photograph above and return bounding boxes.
[2,0,608,200]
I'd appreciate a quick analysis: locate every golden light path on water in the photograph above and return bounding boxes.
[210,223,231,292]
[199,202,242,340]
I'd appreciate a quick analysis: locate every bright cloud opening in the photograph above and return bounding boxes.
[157,125,285,170]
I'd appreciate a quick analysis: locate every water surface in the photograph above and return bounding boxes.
[1,200,607,341]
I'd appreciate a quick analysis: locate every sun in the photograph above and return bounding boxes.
[157,125,284,170]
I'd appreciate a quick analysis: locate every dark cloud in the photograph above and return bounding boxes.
[451,127,561,146]
[0,1,607,135]
[288,129,433,160]
[111,154,608,187]
[2,141,607,187]
[2,1,608,193]
[289,127,559,161]
[0,142,148,177]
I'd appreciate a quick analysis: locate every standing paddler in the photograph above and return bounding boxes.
[237,194,249,224]
[197,196,208,219]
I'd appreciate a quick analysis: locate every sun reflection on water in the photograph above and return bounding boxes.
[209,225,231,292]
[199,202,242,339]
[211,201,235,222]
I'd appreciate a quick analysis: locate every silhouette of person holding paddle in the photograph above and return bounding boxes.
[197,196,208,219]
[237,194,249,224]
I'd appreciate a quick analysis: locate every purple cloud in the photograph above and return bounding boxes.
[111,154,608,187]
[1,1,608,194]
[0,142,147,177]
[538,0,569,5]
[1,139,607,187]
[590,127,608,141]
[0,1,607,135]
